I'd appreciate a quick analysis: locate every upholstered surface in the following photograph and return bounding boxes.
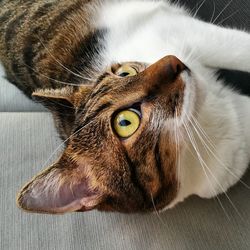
[1,1,250,249]
[0,112,250,249]
[0,64,45,112]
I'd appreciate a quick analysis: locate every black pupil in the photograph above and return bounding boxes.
[119,72,130,77]
[119,119,131,127]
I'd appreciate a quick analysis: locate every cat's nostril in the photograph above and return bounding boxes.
[170,57,187,78]
[165,59,186,82]
[176,64,182,75]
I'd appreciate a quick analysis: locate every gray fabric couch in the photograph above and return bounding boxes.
[1,1,250,249]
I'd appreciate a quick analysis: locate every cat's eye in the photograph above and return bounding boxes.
[113,109,141,138]
[115,65,137,77]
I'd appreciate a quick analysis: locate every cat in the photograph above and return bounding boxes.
[0,0,250,214]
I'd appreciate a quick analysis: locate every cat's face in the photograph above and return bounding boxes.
[17,55,196,214]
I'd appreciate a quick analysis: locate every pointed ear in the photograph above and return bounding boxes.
[17,153,102,214]
[32,86,92,140]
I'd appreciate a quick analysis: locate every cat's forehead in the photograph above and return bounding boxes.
[75,61,148,119]
[74,55,186,132]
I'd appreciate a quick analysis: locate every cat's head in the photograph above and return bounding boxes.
[17,55,198,213]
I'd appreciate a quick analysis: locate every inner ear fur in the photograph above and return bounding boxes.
[32,85,92,140]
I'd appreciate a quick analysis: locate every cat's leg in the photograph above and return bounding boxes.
[186,18,250,73]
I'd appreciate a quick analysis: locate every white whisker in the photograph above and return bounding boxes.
[183,119,230,219]
[150,193,167,227]
[209,0,216,23]
[37,37,94,82]
[184,111,243,220]
[212,0,234,24]
[41,119,96,169]
[217,9,240,26]
[23,62,83,86]
[192,0,207,18]
[174,112,181,190]
[190,113,250,189]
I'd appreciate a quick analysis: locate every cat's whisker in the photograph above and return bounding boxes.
[209,0,216,23]
[173,113,178,183]
[192,0,207,18]
[182,113,229,214]
[150,193,167,227]
[190,113,250,189]
[45,100,75,110]
[212,0,234,24]
[33,99,76,117]
[52,33,97,78]
[189,114,216,149]
[37,37,94,82]
[174,112,181,190]
[183,119,230,219]
[40,119,95,169]
[23,62,82,86]
[178,21,191,63]
[182,41,204,67]
[216,9,240,26]
[184,112,244,220]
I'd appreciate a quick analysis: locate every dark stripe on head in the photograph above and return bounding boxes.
[77,84,112,114]
[74,101,113,133]
[154,141,164,181]
[153,139,178,207]
[95,72,110,86]
[154,141,164,197]
[94,102,113,115]
[89,84,111,100]
[124,152,150,208]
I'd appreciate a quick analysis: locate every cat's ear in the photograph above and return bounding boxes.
[32,86,92,140]
[16,152,102,214]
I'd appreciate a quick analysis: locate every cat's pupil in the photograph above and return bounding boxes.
[119,120,131,126]
[119,72,130,77]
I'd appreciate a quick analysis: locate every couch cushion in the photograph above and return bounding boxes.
[0,112,249,250]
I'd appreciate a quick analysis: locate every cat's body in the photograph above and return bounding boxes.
[0,0,250,213]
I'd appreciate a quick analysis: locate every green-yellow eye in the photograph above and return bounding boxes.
[113,109,141,138]
[115,65,137,77]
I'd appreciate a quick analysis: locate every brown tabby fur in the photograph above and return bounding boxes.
[0,0,185,213]
[0,0,97,95]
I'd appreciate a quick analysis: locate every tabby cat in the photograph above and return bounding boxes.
[0,0,250,214]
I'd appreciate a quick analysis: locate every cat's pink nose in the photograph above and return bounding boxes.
[142,55,187,86]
